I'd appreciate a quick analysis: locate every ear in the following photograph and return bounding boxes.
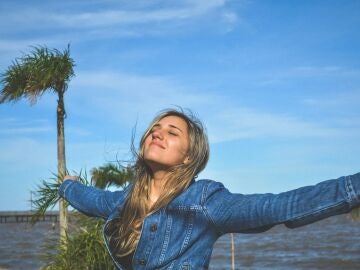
[183,156,191,165]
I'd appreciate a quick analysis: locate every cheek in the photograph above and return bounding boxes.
[142,137,152,154]
[171,141,188,158]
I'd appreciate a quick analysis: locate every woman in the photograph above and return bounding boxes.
[59,108,360,270]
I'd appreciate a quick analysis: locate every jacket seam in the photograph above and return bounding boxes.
[102,223,124,270]
[102,194,114,216]
[59,180,74,196]
[344,175,358,207]
[62,182,108,219]
[285,200,346,226]
[201,182,224,236]
[69,198,107,219]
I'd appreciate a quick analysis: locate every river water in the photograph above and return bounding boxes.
[0,214,359,269]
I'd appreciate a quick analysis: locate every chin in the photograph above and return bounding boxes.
[144,158,174,171]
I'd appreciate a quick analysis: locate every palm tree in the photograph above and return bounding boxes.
[31,164,133,269]
[0,45,75,239]
[91,163,134,189]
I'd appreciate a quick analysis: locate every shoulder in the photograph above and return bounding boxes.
[193,179,226,191]
[185,179,227,203]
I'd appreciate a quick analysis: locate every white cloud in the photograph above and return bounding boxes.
[302,90,360,107]
[206,107,344,143]
[50,0,226,28]
[66,127,92,137]
[0,138,56,165]
[1,1,227,29]
[291,65,360,77]
[0,126,53,135]
[0,136,127,171]
[221,11,238,32]
[69,71,218,126]
[0,38,75,69]
[255,65,360,86]
[0,118,54,135]
[0,0,236,47]
[69,70,350,143]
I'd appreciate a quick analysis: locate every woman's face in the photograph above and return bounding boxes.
[143,115,190,171]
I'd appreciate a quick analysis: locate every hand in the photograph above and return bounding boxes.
[64,175,79,181]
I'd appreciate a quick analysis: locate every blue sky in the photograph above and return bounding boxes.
[0,0,359,210]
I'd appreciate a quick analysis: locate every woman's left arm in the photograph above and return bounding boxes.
[204,172,360,235]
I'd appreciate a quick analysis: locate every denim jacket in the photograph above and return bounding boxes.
[58,172,360,270]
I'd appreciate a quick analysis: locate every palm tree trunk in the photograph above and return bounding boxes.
[230,233,235,270]
[57,90,68,240]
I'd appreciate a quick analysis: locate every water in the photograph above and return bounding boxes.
[0,214,359,269]
[0,222,58,270]
[210,214,360,269]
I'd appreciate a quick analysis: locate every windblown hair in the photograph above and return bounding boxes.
[104,108,210,259]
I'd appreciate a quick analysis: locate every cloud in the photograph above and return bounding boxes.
[51,1,226,28]
[291,66,360,77]
[1,1,228,29]
[0,126,52,135]
[2,68,353,145]
[0,136,128,171]
[0,38,74,69]
[0,138,56,165]
[0,118,54,136]
[69,70,350,143]
[302,90,360,107]
[68,71,219,126]
[256,65,360,86]
[206,107,345,143]
[0,0,237,46]
[221,11,238,32]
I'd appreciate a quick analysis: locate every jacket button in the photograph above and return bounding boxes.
[138,259,147,265]
[150,223,157,232]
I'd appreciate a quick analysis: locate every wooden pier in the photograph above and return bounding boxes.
[0,211,58,223]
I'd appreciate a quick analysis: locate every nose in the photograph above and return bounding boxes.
[152,129,163,140]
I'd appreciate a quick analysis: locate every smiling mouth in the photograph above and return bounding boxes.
[150,142,165,149]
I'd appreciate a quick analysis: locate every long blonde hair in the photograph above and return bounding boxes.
[105,108,210,258]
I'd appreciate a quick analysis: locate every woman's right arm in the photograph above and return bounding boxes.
[58,177,131,219]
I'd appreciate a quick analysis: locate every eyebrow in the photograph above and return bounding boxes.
[153,123,184,133]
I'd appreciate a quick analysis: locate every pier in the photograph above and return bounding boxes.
[0,211,58,223]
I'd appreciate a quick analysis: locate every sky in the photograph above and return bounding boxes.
[0,0,359,211]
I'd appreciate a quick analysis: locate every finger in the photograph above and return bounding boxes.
[63,175,79,181]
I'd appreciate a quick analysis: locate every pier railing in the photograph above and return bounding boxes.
[0,211,58,223]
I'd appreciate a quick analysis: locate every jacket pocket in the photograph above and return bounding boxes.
[180,262,191,270]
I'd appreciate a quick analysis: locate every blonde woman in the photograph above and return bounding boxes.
[60,108,360,270]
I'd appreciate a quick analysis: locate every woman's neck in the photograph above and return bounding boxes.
[148,170,168,206]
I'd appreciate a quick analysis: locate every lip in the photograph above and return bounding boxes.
[149,141,165,149]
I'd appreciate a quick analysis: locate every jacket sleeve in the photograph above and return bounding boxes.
[58,179,131,219]
[204,172,360,235]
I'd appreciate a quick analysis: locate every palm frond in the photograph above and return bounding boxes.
[0,59,28,103]
[90,163,133,189]
[30,170,90,224]
[0,44,75,105]
[30,175,63,224]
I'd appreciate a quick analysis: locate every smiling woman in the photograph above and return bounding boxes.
[143,115,191,174]
[59,108,360,270]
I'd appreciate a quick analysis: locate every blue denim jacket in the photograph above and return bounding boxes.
[59,172,360,270]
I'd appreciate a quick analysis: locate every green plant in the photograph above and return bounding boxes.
[41,215,115,270]
[31,165,133,269]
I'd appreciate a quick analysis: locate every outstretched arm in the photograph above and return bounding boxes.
[204,173,360,235]
[58,177,131,219]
